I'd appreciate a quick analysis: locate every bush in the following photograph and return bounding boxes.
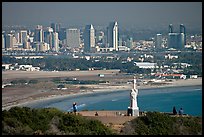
[28,79,38,84]
[121,111,202,135]
[2,107,114,135]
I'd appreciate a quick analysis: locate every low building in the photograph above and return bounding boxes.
[134,62,157,69]
[2,64,12,70]
[190,75,198,79]
[155,73,186,79]
[19,65,40,71]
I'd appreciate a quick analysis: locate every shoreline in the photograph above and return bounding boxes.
[2,78,202,110]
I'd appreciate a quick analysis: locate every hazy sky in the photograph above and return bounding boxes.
[2,2,202,30]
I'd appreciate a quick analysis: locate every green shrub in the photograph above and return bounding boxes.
[122,111,202,135]
[2,107,114,135]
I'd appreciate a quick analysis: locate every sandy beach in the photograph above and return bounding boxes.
[2,77,202,110]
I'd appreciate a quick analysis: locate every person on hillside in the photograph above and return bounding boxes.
[179,108,184,115]
[73,102,77,114]
[173,106,177,115]
[95,111,98,116]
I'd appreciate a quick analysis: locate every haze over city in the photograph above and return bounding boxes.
[2,2,202,31]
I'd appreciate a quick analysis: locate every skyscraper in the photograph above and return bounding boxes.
[168,33,184,49]
[19,30,27,44]
[44,27,53,50]
[127,37,133,49]
[84,24,95,52]
[66,28,80,48]
[52,32,59,52]
[168,24,185,49]
[5,34,14,49]
[2,34,5,49]
[169,24,173,33]
[51,23,61,33]
[180,24,186,45]
[155,34,162,49]
[35,25,44,42]
[107,21,118,51]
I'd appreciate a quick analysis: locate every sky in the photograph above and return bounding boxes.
[2,2,202,30]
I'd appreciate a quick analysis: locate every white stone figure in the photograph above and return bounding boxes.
[128,76,139,116]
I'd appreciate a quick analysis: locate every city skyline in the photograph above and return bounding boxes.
[2,2,202,31]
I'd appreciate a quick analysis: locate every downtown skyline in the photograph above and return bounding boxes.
[2,2,202,31]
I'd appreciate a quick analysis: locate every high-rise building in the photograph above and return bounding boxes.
[180,24,186,45]
[51,23,61,33]
[58,27,66,41]
[44,27,53,50]
[168,33,184,49]
[84,24,95,52]
[14,32,20,44]
[19,30,27,44]
[169,24,173,33]
[107,21,118,51]
[35,25,44,42]
[5,34,14,49]
[155,34,162,49]
[119,37,123,47]
[52,32,59,52]
[35,42,49,52]
[127,37,133,49]
[23,35,31,49]
[96,31,104,43]
[2,34,5,49]
[66,28,80,48]
[168,24,185,49]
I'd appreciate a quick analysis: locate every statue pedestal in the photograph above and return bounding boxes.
[127,107,139,116]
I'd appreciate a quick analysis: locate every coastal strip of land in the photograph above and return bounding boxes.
[2,77,202,110]
[2,70,202,110]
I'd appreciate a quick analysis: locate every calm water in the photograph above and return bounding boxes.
[23,85,202,116]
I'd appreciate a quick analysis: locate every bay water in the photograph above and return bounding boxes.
[23,85,202,116]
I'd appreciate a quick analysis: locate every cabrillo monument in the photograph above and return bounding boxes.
[127,76,139,116]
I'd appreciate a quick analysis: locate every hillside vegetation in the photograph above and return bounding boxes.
[2,107,202,135]
[120,111,202,135]
[2,107,114,135]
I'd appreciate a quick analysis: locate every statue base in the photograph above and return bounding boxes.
[127,107,139,116]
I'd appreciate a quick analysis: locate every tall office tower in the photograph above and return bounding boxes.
[84,24,95,52]
[51,23,61,32]
[179,33,185,49]
[44,27,53,50]
[14,32,20,44]
[119,37,123,46]
[2,34,5,49]
[56,23,61,32]
[66,28,80,48]
[23,35,31,49]
[19,30,27,44]
[107,21,118,51]
[96,31,104,43]
[180,24,186,45]
[51,23,56,32]
[58,27,66,40]
[52,32,59,52]
[169,24,173,33]
[168,33,184,49]
[35,25,44,42]
[155,34,162,49]
[127,37,133,48]
[5,34,14,49]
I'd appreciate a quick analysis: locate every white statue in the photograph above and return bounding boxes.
[128,76,139,116]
